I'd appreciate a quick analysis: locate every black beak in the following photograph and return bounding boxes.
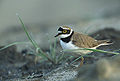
[54,33,61,37]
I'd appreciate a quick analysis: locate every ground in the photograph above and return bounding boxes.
[0,28,120,81]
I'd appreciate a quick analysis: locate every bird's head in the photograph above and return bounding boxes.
[55,26,73,38]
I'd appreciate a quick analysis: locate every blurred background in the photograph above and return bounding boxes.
[0,0,120,50]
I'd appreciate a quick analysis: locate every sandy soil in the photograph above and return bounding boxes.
[0,28,119,81]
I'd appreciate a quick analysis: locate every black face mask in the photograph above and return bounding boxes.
[58,27,63,31]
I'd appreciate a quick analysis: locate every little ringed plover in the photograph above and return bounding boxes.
[55,26,112,55]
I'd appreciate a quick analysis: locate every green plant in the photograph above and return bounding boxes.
[17,14,66,64]
[64,48,120,64]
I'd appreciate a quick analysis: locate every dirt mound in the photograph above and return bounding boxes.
[75,55,120,81]
[0,28,119,81]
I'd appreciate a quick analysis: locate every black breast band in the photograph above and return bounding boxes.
[61,31,74,43]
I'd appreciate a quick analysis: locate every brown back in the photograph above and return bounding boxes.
[72,32,105,48]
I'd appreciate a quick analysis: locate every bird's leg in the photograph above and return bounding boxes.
[79,56,84,67]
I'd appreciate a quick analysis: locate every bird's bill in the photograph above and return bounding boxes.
[54,33,61,37]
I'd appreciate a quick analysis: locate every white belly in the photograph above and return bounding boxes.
[60,40,79,50]
[60,40,92,55]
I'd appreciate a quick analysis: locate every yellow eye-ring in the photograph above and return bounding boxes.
[63,30,67,33]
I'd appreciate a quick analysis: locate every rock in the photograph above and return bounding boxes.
[75,54,120,81]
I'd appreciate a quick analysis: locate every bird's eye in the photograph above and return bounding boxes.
[63,30,67,33]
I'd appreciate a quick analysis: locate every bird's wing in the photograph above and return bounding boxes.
[72,32,99,48]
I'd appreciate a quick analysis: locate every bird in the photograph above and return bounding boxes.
[55,25,112,54]
[55,25,112,65]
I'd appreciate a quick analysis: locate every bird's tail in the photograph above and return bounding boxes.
[98,40,113,46]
